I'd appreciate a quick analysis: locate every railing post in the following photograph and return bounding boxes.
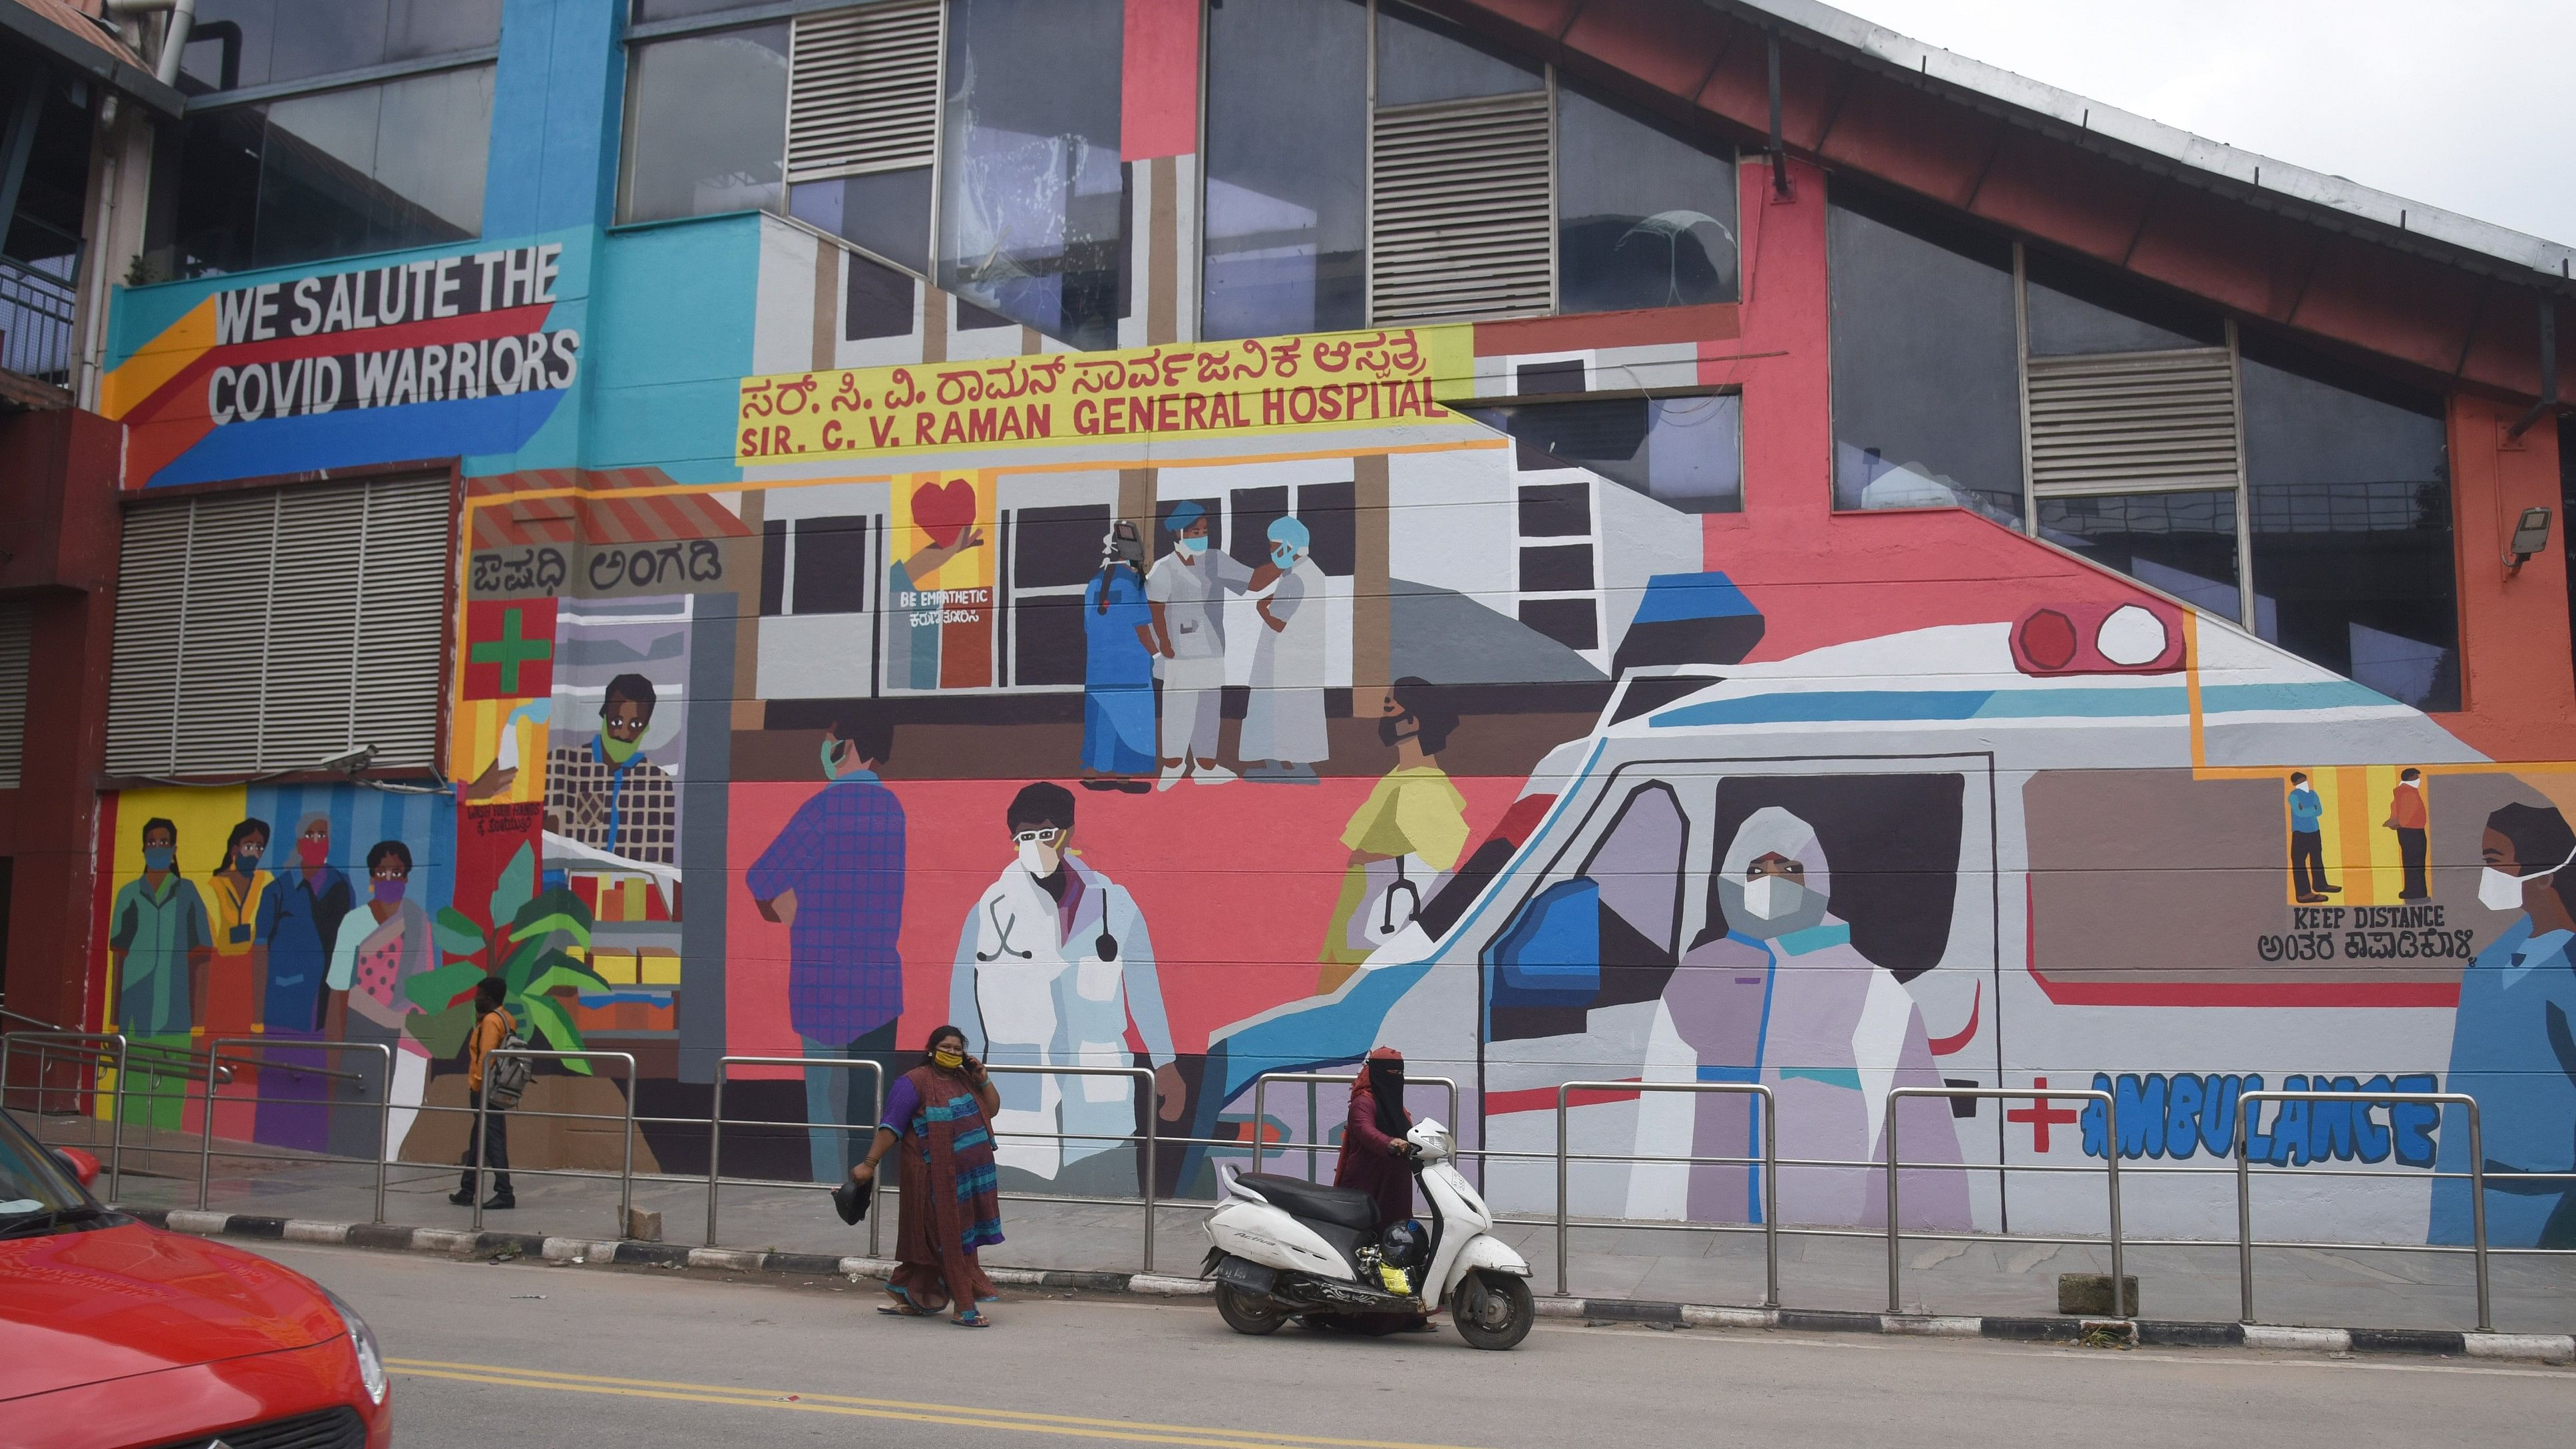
[1554,1084,1570,1299]
[705,1063,728,1248]
[1250,1077,1268,1177]
[1885,1089,1903,1313]
[2466,1099,2489,1334]
[1758,1087,1779,1309]
[2104,1088,2126,1320]
[618,1056,636,1233]
[1139,1066,1157,1273]
[471,1054,494,1233]
[197,1055,218,1209]
[369,1044,393,1225]
[2236,1090,2256,1323]
[104,1036,126,1199]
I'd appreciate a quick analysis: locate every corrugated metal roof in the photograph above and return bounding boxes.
[1710,0,2576,291]
[1,0,182,113]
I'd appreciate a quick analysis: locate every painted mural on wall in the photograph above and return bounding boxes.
[84,240,2576,1254]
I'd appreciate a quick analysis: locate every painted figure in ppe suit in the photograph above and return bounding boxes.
[950,783,1186,1195]
[1658,807,1970,1229]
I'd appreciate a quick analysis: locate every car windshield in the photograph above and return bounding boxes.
[0,1111,92,1224]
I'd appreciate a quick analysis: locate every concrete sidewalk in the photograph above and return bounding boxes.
[90,1135,2576,1337]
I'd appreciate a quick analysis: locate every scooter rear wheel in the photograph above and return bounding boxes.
[1449,1270,1535,1350]
[1215,1283,1287,1335]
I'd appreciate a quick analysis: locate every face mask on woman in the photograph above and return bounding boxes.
[371,877,407,905]
[932,1044,965,1070]
[1741,873,1805,921]
[143,845,175,872]
[1177,534,1209,557]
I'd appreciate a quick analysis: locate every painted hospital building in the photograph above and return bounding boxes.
[5,0,2574,1251]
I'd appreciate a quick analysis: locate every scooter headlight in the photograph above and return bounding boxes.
[327,1291,388,1405]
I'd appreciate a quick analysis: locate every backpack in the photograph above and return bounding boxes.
[484,1010,534,1108]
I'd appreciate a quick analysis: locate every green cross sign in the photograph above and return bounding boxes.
[470,606,554,694]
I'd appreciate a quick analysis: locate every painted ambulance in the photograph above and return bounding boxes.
[1187,574,2539,1249]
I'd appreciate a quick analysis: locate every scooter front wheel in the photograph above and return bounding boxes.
[1449,1270,1535,1350]
[1214,1283,1288,1336]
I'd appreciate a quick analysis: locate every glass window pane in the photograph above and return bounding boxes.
[2242,340,2458,711]
[172,107,268,276]
[1375,1,1542,107]
[184,1,277,91]
[1828,183,2022,525]
[2024,249,2221,356]
[938,0,1126,349]
[1202,0,1368,340]
[619,25,790,224]
[187,0,498,92]
[254,85,387,267]
[634,0,775,19]
[388,0,503,63]
[267,0,391,87]
[1557,83,1737,314]
[370,67,495,242]
[791,168,933,276]
[2038,491,2241,620]
[1467,393,1742,514]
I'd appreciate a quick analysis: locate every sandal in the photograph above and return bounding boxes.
[951,1308,992,1328]
[877,1303,928,1317]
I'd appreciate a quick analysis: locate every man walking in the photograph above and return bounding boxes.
[450,976,516,1210]
[747,709,907,1184]
[2386,767,2430,901]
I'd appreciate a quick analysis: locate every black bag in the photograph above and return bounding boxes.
[830,1174,872,1225]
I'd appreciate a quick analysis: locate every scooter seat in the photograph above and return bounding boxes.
[1234,1173,1381,1233]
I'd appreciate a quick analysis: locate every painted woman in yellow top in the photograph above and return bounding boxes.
[205,818,275,1041]
[1320,678,1467,992]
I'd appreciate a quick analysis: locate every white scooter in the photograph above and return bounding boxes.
[1201,1118,1537,1350]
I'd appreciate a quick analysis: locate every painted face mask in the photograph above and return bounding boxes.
[1378,713,1415,747]
[819,738,846,780]
[371,877,407,905]
[235,849,263,873]
[142,845,175,871]
[1015,830,1063,878]
[1177,534,1209,557]
[1742,873,1805,921]
[1271,542,1298,567]
[297,837,329,866]
[2480,844,2576,912]
[932,1046,966,1070]
[600,731,642,765]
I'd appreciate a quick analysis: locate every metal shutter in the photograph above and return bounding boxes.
[1370,90,1555,325]
[786,0,944,185]
[2025,347,2241,497]
[104,475,451,778]
[0,604,29,789]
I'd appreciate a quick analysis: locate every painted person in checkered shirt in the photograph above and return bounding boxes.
[749,709,908,1185]
[543,673,678,866]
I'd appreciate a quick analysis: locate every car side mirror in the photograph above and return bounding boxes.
[54,1147,100,1187]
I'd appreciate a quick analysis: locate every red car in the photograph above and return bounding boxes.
[0,1106,390,1448]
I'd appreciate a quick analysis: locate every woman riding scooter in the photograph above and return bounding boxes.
[1336,1048,1417,1229]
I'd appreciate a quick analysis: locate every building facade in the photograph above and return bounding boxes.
[43,0,2576,1246]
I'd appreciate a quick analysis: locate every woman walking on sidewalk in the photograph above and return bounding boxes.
[849,1024,1005,1326]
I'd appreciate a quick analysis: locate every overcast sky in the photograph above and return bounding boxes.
[1825,0,2576,248]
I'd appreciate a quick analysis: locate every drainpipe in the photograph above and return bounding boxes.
[2504,302,2562,442]
[102,0,198,89]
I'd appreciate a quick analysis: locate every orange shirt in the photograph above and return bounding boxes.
[2389,785,2427,831]
[466,1006,516,1092]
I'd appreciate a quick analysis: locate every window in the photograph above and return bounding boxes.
[937,0,1126,348]
[620,24,791,225]
[786,1,944,276]
[0,604,27,789]
[1487,781,1688,1040]
[2037,492,2241,620]
[1827,182,2022,524]
[2241,339,2458,712]
[1556,83,1738,316]
[168,67,496,275]
[105,476,451,777]
[178,0,502,94]
[759,515,873,617]
[1,67,91,385]
[1467,393,1743,515]
[1202,0,1368,339]
[1008,503,1110,686]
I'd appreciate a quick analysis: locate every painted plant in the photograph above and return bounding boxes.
[407,841,606,1074]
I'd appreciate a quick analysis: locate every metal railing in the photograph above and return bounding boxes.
[706,1055,884,1256]
[194,1039,394,1222]
[2234,1088,2489,1331]
[1889,1086,2121,1317]
[1553,1080,1779,1305]
[1,1032,126,1195]
[1246,1072,1460,1179]
[981,1063,1160,1271]
[0,251,79,389]
[469,1050,639,1235]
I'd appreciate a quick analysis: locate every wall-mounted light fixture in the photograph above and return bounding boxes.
[2505,506,2553,571]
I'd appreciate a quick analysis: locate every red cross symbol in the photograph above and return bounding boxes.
[2006,1078,2082,1153]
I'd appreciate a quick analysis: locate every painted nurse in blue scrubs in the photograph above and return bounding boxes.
[2434,801,2576,1249]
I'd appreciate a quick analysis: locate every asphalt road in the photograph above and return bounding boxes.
[238,1242,2573,1449]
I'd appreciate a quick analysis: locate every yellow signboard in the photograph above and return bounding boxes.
[735,325,1474,465]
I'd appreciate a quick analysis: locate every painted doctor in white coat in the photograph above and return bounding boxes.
[950,782,1187,1194]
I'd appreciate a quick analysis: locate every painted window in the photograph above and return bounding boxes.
[936,0,1128,349]
[618,24,792,226]
[1487,780,1690,1042]
[2241,339,2459,712]
[1007,503,1111,687]
[178,0,501,93]
[1827,182,2024,526]
[1556,82,1738,317]
[1201,0,1369,340]
[166,67,496,276]
[760,515,873,618]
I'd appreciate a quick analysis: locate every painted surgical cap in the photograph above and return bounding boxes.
[1165,500,1208,533]
[1267,516,1310,552]
[1720,806,1833,902]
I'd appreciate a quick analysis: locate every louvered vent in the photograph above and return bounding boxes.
[106,475,451,778]
[1370,90,1554,324]
[0,604,29,789]
[2026,347,2241,497]
[787,0,944,184]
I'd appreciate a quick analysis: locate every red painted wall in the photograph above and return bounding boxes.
[1120,0,1200,162]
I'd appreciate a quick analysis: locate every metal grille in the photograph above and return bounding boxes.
[0,603,28,788]
[151,1405,367,1449]
[786,0,944,184]
[1370,91,1555,324]
[2026,347,2241,497]
[105,475,451,778]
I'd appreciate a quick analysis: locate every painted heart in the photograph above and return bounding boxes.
[912,477,978,550]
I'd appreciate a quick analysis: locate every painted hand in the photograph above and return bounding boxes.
[1155,1062,1187,1122]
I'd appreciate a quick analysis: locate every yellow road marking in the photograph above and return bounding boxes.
[385,1358,1491,1449]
